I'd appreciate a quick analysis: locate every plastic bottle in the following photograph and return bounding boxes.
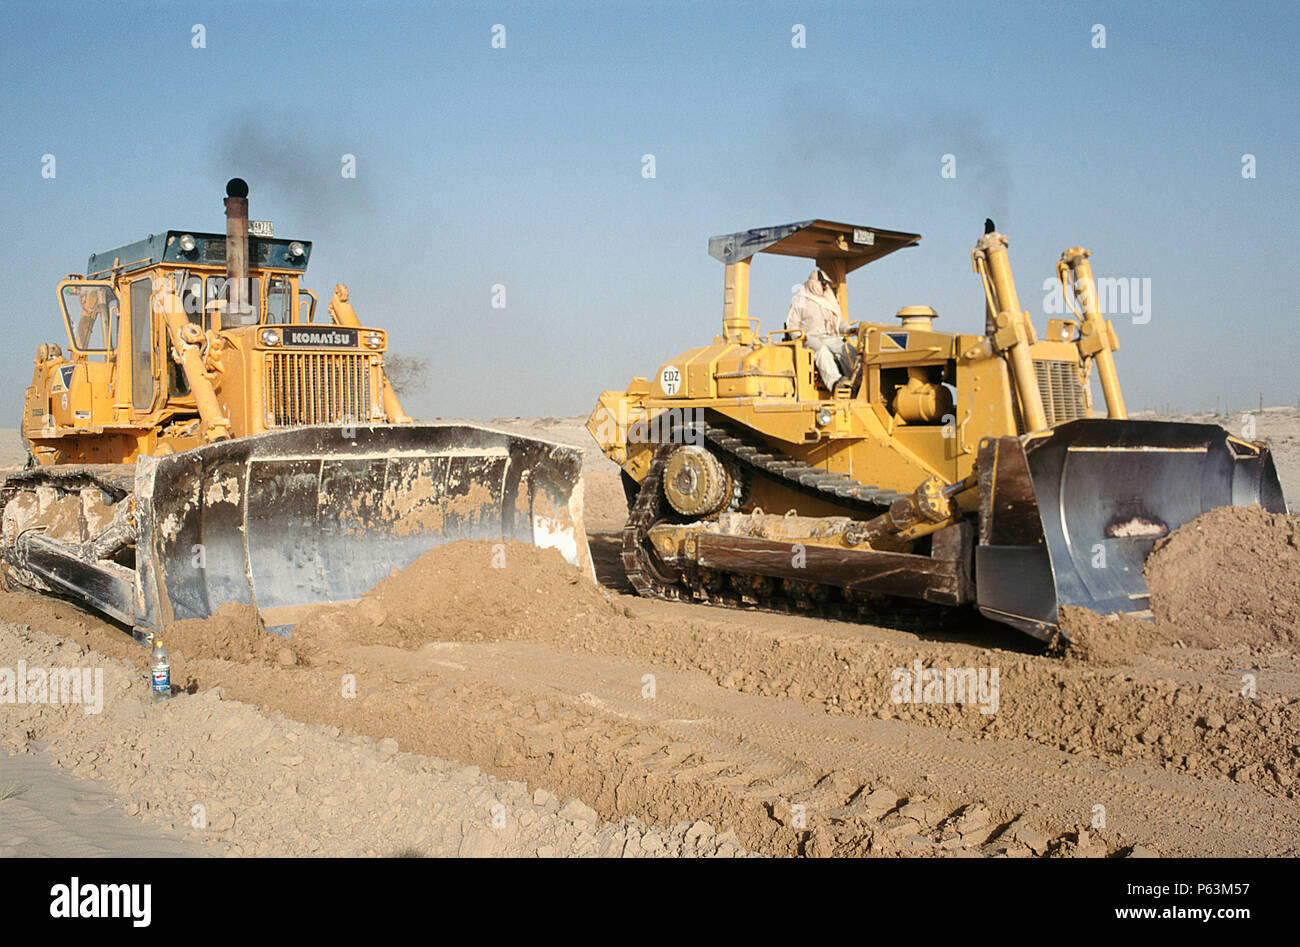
[150,637,171,699]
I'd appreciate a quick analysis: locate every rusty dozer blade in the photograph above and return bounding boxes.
[975,419,1287,640]
[135,423,590,634]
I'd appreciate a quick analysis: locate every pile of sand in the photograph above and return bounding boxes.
[1145,505,1299,648]
[163,602,272,660]
[1056,607,1174,665]
[161,602,290,689]
[1063,505,1299,662]
[125,541,620,678]
[292,540,622,658]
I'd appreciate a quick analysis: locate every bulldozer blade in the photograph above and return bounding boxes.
[134,423,590,634]
[975,419,1287,640]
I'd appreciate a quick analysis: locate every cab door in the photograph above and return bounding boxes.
[56,279,121,426]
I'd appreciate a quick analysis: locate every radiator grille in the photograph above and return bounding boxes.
[264,352,372,427]
[1013,359,1091,432]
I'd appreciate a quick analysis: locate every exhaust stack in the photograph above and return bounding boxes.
[223,177,251,325]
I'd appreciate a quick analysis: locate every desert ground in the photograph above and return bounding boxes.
[1,410,1297,858]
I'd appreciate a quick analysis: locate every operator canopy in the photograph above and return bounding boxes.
[708,220,921,272]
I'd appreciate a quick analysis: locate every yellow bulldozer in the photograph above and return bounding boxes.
[587,219,1286,639]
[2,179,590,638]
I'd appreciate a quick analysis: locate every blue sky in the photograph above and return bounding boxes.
[1,0,1296,420]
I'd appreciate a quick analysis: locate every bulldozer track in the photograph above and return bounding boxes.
[620,420,947,625]
[1,464,135,506]
[702,423,907,511]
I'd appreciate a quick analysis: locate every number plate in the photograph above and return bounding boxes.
[660,365,682,395]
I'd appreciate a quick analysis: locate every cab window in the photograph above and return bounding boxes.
[266,276,292,324]
[177,275,208,327]
[204,275,262,328]
[149,273,192,399]
[60,283,119,355]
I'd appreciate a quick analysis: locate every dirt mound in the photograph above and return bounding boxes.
[161,602,290,688]
[292,540,620,658]
[1061,505,1299,664]
[1145,505,1300,648]
[1056,607,1174,665]
[163,602,271,660]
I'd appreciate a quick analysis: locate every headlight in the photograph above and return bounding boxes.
[816,407,833,427]
[260,328,281,346]
[287,241,305,259]
[365,332,384,349]
[178,233,197,253]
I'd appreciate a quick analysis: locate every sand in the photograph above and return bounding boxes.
[1145,506,1300,647]
[1061,506,1300,660]
[0,747,208,857]
[291,540,620,659]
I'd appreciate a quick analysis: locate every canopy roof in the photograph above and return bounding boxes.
[707,219,920,274]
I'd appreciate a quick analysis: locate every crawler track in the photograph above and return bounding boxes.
[621,421,947,624]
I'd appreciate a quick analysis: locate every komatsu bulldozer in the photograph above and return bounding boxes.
[587,219,1286,639]
[2,179,589,637]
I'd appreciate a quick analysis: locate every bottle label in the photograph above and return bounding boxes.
[152,667,170,693]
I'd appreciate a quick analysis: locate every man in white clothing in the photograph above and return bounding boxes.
[786,267,854,391]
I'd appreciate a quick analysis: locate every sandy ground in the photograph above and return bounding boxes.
[0,621,750,857]
[0,409,1296,858]
[0,747,206,857]
[0,430,25,469]
[487,415,622,475]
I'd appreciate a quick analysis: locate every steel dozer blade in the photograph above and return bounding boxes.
[132,423,590,634]
[975,418,1287,640]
